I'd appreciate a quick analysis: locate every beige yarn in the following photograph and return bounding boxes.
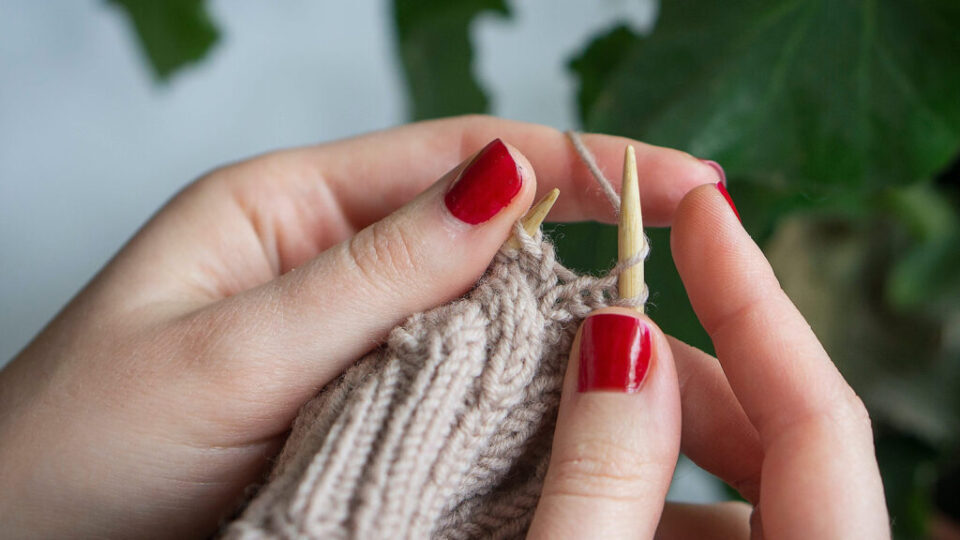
[224,133,648,539]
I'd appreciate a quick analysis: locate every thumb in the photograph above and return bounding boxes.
[195,139,536,405]
[528,307,682,539]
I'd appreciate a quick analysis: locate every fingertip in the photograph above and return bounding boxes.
[499,139,536,184]
[631,145,725,226]
[670,183,734,262]
[535,306,681,538]
[573,307,675,395]
[442,138,537,228]
[488,138,541,219]
[677,182,731,219]
[671,154,728,200]
[499,139,539,211]
[579,307,668,347]
[699,159,727,186]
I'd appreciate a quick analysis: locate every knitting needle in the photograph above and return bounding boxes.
[618,145,645,313]
[505,188,560,249]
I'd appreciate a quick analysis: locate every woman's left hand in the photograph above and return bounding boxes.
[0,115,720,538]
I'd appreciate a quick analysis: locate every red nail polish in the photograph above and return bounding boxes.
[578,313,651,393]
[700,159,726,186]
[714,181,741,222]
[444,139,522,225]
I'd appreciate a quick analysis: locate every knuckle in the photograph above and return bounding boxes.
[544,438,662,501]
[184,150,297,200]
[190,157,259,192]
[454,113,494,126]
[346,220,423,290]
[172,162,255,211]
[785,388,875,445]
[839,390,873,434]
[811,384,874,435]
[169,170,224,206]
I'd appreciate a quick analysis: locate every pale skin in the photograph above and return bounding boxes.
[0,115,889,538]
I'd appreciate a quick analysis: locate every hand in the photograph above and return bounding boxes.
[0,115,719,538]
[527,185,889,538]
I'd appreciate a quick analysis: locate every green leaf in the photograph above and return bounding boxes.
[543,222,713,354]
[643,228,713,353]
[107,0,219,81]
[875,432,938,539]
[541,222,617,276]
[393,0,508,120]
[765,215,960,446]
[568,25,640,124]
[889,233,960,313]
[570,0,960,199]
[884,184,960,313]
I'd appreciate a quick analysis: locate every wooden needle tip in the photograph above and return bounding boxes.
[506,188,560,249]
[618,145,645,311]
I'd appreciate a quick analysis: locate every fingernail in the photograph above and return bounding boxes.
[444,139,523,225]
[700,159,726,186]
[578,313,651,393]
[714,181,741,222]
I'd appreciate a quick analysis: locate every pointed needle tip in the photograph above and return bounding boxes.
[618,146,644,311]
[505,188,560,249]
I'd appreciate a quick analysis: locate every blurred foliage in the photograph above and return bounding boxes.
[107,0,218,81]
[388,1,960,537]
[394,0,509,120]
[117,1,960,537]
[572,2,960,197]
[876,431,939,537]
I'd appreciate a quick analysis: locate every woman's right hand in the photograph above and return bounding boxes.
[527,183,890,539]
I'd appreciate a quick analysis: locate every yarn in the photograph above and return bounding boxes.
[223,135,648,539]
[565,131,622,214]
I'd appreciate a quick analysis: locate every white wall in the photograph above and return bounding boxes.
[1,0,659,364]
[1,0,406,362]
[0,0,723,503]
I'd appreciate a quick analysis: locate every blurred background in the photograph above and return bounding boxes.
[2,1,958,537]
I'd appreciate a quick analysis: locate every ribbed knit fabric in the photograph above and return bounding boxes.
[223,227,646,539]
[224,128,650,539]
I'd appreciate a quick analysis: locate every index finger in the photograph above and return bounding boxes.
[266,115,720,228]
[670,184,889,539]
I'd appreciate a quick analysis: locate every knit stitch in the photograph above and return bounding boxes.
[225,132,648,538]
[223,222,647,539]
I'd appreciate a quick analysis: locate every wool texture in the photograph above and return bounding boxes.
[224,132,648,539]
[223,225,647,540]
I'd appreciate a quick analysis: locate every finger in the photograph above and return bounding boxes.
[106,117,721,309]
[182,139,537,425]
[203,116,720,275]
[528,308,681,539]
[655,501,753,540]
[278,115,719,227]
[668,337,763,504]
[671,184,888,538]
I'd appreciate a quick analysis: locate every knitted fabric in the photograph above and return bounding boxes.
[223,225,647,539]
[225,132,647,538]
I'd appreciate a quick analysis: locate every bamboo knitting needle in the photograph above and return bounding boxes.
[505,188,560,249]
[618,145,645,313]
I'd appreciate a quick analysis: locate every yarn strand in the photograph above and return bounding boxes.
[565,130,621,214]
[224,134,653,539]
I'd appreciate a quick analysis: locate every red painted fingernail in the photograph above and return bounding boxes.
[700,159,726,186]
[578,313,651,393]
[444,139,522,225]
[714,181,741,222]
